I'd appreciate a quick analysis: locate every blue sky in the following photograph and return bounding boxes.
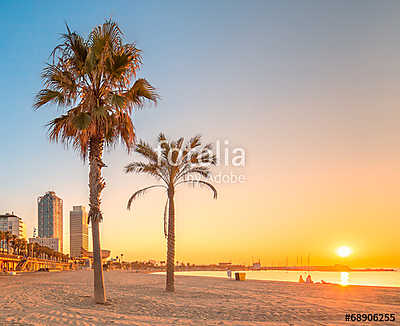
[1,1,400,265]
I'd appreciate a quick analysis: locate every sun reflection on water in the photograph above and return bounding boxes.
[340,272,349,286]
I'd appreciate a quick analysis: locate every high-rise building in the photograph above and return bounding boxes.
[38,191,63,253]
[0,213,26,239]
[69,206,88,258]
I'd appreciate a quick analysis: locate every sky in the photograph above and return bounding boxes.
[0,1,399,267]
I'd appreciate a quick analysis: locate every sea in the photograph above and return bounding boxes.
[155,270,400,287]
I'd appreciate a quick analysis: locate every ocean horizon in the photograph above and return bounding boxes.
[155,270,400,288]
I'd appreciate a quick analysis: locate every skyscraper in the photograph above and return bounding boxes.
[69,206,88,258]
[0,213,26,239]
[38,191,63,252]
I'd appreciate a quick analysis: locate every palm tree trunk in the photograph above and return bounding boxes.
[88,137,106,304]
[166,187,175,292]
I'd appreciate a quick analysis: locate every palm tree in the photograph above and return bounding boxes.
[12,238,19,255]
[34,20,158,303]
[125,134,217,292]
[0,231,4,253]
[31,243,39,258]
[27,243,33,258]
[4,231,12,254]
[21,239,27,257]
[10,235,17,255]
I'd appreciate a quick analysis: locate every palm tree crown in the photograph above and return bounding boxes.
[125,133,217,219]
[34,19,158,161]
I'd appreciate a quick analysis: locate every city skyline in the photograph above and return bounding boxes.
[2,200,89,256]
[3,192,85,254]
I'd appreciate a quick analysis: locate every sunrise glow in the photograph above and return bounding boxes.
[337,246,352,258]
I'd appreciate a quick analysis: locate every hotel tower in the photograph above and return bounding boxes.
[37,191,63,253]
[69,206,88,258]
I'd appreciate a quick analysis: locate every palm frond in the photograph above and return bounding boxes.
[72,112,91,130]
[186,135,202,150]
[176,180,218,199]
[125,161,158,175]
[177,167,210,181]
[124,78,159,110]
[34,89,66,109]
[127,185,166,210]
[135,140,160,163]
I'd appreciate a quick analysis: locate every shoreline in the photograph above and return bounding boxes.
[152,270,400,289]
[4,268,400,290]
[174,273,400,290]
[4,268,399,289]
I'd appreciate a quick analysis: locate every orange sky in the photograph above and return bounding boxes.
[93,145,400,267]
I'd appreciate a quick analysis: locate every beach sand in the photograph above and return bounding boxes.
[0,270,399,325]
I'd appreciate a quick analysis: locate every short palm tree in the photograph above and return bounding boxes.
[34,20,158,303]
[125,133,218,292]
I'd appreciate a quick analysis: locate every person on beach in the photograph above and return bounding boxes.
[306,274,313,283]
[227,269,232,279]
[299,275,305,283]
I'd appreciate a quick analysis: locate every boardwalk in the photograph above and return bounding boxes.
[0,253,70,272]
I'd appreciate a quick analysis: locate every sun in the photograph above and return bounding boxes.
[337,246,352,257]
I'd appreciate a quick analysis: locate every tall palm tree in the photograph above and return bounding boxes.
[4,232,12,254]
[0,231,4,253]
[12,238,19,255]
[27,243,33,258]
[31,243,39,258]
[125,134,218,292]
[34,20,158,303]
[10,235,17,255]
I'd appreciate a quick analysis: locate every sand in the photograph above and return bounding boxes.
[0,270,399,325]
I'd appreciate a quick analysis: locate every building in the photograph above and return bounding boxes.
[0,213,26,239]
[38,191,63,253]
[28,237,60,252]
[69,206,88,258]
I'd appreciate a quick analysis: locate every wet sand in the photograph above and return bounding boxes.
[0,270,399,325]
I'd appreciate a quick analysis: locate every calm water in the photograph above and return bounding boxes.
[158,270,400,287]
